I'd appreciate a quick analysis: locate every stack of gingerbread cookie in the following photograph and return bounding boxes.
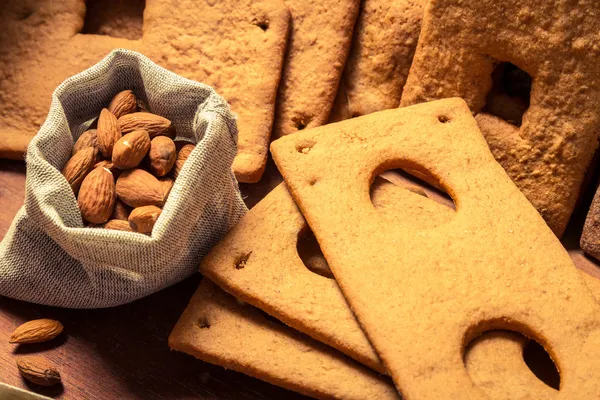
[4,0,600,397]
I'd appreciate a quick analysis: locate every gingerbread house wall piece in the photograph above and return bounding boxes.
[401,0,600,237]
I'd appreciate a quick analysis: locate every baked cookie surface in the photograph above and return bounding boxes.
[271,0,359,139]
[169,279,400,400]
[329,0,425,122]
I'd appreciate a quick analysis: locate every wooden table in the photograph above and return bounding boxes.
[2,156,600,399]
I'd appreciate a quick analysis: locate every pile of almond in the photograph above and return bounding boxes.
[62,90,195,233]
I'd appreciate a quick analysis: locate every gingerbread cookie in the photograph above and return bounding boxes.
[201,177,451,373]
[272,98,600,398]
[400,0,600,237]
[0,0,142,160]
[144,0,290,183]
[169,279,400,400]
[270,0,359,139]
[329,0,425,122]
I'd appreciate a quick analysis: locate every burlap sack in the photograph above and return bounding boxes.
[0,50,247,308]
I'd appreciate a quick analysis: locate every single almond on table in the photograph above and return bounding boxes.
[158,177,174,203]
[16,356,61,387]
[116,168,164,208]
[62,147,97,194]
[112,200,130,220]
[108,90,137,118]
[72,129,99,156]
[148,136,176,176]
[10,319,63,344]
[102,219,134,232]
[172,143,195,179]
[112,129,151,170]
[97,108,121,158]
[78,166,116,224]
[118,112,173,138]
[129,205,162,234]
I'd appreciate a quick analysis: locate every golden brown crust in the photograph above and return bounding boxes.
[329,0,425,122]
[401,0,600,237]
[272,98,600,398]
[271,0,360,139]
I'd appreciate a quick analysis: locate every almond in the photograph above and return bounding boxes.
[94,160,121,178]
[148,136,176,176]
[10,319,63,344]
[16,356,61,386]
[158,177,174,203]
[72,129,99,156]
[62,147,97,194]
[102,219,134,232]
[116,169,164,207]
[78,166,116,224]
[112,200,130,220]
[97,108,121,158]
[108,90,137,118]
[129,205,162,234]
[112,130,151,170]
[172,144,195,179]
[118,112,173,138]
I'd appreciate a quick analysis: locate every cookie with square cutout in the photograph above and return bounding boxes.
[400,0,600,237]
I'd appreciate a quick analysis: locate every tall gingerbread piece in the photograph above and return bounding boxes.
[401,0,600,237]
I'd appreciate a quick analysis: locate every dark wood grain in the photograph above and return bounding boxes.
[1,156,600,399]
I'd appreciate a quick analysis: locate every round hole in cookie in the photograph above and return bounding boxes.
[296,226,334,279]
[438,115,451,123]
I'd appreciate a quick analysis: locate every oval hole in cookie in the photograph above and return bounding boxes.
[483,62,532,127]
[297,226,334,279]
[370,164,456,227]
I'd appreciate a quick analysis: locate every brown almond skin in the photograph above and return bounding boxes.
[10,319,63,344]
[112,130,151,170]
[62,147,97,194]
[112,200,130,220]
[158,177,174,204]
[94,160,122,178]
[102,219,134,232]
[129,205,162,234]
[108,90,137,118]
[116,169,164,208]
[78,166,116,224]
[148,136,176,176]
[16,356,61,387]
[97,108,121,158]
[72,129,99,156]
[118,112,173,138]
[172,144,196,179]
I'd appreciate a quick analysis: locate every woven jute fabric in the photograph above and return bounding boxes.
[0,50,247,308]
